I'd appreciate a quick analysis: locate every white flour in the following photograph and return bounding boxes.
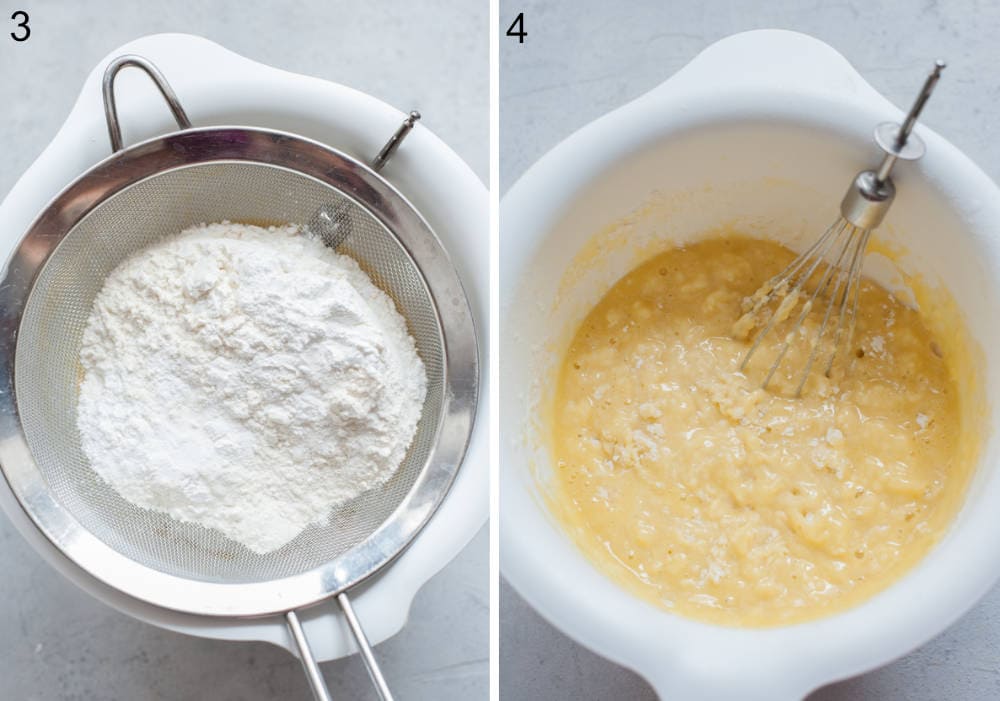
[77,222,427,554]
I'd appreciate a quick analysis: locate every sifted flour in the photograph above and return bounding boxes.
[77,222,427,554]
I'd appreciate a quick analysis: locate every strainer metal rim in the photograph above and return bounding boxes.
[0,126,479,618]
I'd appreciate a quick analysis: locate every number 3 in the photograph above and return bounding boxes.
[11,10,30,42]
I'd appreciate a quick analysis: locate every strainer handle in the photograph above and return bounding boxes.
[285,595,396,701]
[102,54,192,153]
[286,610,334,701]
[337,592,396,701]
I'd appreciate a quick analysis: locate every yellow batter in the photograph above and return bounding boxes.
[550,236,974,626]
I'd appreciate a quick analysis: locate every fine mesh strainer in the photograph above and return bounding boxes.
[0,56,478,701]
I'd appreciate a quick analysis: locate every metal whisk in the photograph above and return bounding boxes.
[737,61,946,396]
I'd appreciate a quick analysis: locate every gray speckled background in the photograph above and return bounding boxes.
[500,1,1000,699]
[0,1,487,699]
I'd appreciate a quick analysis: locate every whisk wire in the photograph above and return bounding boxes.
[792,224,860,396]
[760,221,854,392]
[822,225,868,379]
[843,228,873,372]
[739,219,848,373]
[740,219,842,324]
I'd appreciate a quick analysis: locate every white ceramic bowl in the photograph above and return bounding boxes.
[0,33,488,662]
[501,30,1000,700]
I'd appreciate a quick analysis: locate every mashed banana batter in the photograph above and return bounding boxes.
[551,236,973,626]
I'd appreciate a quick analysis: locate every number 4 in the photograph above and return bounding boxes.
[506,13,526,43]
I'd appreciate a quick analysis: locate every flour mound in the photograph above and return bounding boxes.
[77,222,427,554]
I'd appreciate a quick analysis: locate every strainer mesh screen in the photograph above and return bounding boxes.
[16,163,444,584]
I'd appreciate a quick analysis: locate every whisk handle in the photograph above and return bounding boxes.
[874,60,946,184]
[897,60,946,148]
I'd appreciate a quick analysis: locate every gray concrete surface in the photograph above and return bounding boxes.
[0,1,487,699]
[500,1,1000,699]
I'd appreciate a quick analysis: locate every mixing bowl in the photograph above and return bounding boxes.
[0,33,488,664]
[501,30,1000,699]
